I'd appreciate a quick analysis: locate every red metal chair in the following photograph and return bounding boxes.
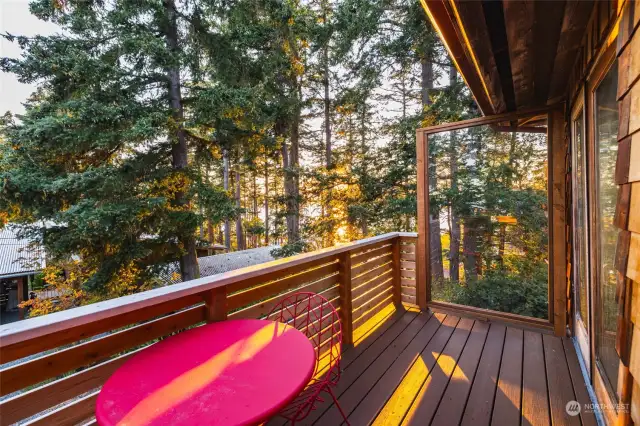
[266,292,350,425]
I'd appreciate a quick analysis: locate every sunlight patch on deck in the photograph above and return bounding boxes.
[372,355,431,426]
[352,303,397,345]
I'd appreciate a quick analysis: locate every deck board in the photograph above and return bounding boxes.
[460,323,506,426]
[371,315,460,425]
[276,308,596,426]
[521,330,551,426]
[430,321,489,426]
[562,338,598,426]
[543,334,580,426]
[314,311,433,425]
[401,318,475,425]
[491,327,523,425]
[347,313,445,425]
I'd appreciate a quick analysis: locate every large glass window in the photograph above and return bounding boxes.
[572,111,589,333]
[594,61,619,392]
[428,123,549,319]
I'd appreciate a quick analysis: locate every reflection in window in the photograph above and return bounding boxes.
[428,124,549,319]
[573,112,589,332]
[594,61,619,393]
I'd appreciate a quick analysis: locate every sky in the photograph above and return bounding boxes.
[1,0,59,116]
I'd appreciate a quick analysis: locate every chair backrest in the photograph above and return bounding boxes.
[266,292,342,384]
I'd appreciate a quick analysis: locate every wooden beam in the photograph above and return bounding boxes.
[548,1,596,101]
[492,125,548,134]
[503,1,536,108]
[549,108,567,337]
[339,251,353,345]
[392,238,402,307]
[533,0,567,105]
[417,104,558,135]
[416,129,429,309]
[203,287,227,323]
[482,0,517,112]
[447,0,507,113]
[420,0,495,114]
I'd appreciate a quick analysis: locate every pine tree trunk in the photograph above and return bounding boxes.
[283,102,300,244]
[449,132,461,282]
[235,165,245,250]
[497,131,517,267]
[462,130,483,280]
[463,217,479,281]
[422,58,444,281]
[163,0,198,281]
[360,104,368,237]
[223,148,231,250]
[264,158,269,246]
[448,65,460,282]
[323,38,334,247]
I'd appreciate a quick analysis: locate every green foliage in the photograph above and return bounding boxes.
[432,265,549,319]
[270,240,309,258]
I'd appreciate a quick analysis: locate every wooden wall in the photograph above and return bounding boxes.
[565,1,640,424]
[618,1,640,424]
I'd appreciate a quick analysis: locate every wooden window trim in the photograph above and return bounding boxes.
[416,104,565,332]
[571,87,592,375]
[586,40,621,406]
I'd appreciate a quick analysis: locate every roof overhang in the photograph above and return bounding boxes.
[421,0,595,115]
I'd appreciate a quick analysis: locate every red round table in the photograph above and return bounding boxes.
[95,319,316,426]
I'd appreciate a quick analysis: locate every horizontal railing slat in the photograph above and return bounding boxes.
[400,269,416,279]
[24,390,99,426]
[1,305,206,397]
[351,263,393,289]
[351,252,393,277]
[227,261,339,310]
[352,284,394,317]
[352,270,394,305]
[230,276,339,320]
[0,346,148,426]
[0,294,203,365]
[401,286,416,296]
[352,293,395,329]
[351,244,392,266]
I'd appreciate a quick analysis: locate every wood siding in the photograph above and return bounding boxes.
[618,1,640,424]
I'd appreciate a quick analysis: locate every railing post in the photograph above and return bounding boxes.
[392,237,402,307]
[204,287,227,323]
[416,129,429,310]
[338,251,354,345]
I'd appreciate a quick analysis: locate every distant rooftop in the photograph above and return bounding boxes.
[160,245,279,284]
[0,227,46,278]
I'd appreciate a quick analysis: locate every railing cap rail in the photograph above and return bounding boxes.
[0,232,412,347]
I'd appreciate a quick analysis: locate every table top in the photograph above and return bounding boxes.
[95,319,316,426]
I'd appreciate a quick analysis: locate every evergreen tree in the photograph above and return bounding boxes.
[0,0,236,299]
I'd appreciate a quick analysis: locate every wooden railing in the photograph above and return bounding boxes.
[0,232,418,426]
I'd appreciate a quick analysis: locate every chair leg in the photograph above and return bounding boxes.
[327,386,350,426]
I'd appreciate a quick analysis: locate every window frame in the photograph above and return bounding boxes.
[415,106,563,331]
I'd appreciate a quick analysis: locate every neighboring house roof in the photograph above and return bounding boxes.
[0,228,46,278]
[159,246,279,284]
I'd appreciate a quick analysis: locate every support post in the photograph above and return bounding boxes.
[338,251,353,345]
[204,286,227,323]
[416,129,429,310]
[549,108,567,337]
[392,237,402,307]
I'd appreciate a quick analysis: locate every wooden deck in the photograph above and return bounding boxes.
[278,307,598,426]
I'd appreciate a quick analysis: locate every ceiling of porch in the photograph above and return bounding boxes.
[422,0,595,115]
